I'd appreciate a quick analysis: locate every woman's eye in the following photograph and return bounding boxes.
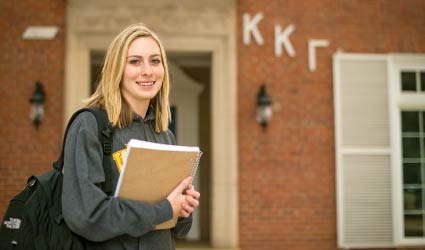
[129,59,140,65]
[151,58,161,64]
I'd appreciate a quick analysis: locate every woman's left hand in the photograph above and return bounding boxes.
[181,184,200,217]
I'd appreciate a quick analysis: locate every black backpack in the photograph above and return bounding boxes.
[0,107,114,250]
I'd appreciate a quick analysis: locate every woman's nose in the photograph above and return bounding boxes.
[140,62,153,76]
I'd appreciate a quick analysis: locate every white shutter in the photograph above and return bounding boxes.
[334,54,393,248]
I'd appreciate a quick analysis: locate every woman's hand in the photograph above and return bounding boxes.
[167,176,200,218]
[181,184,200,217]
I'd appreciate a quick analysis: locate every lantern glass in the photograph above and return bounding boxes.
[256,84,272,127]
[256,104,272,127]
[29,81,45,127]
[30,103,44,125]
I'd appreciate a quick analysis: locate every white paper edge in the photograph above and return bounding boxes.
[127,139,200,152]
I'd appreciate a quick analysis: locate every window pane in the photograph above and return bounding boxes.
[403,137,421,158]
[404,188,423,210]
[423,112,425,132]
[423,137,425,156]
[401,71,417,91]
[421,72,425,92]
[402,111,420,132]
[405,214,424,237]
[403,163,422,184]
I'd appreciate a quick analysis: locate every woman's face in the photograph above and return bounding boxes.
[121,36,164,107]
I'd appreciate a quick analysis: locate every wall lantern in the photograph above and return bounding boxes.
[256,84,272,128]
[29,81,46,128]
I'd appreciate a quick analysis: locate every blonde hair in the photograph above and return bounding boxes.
[86,23,171,133]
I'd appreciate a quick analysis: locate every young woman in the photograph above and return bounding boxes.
[62,23,200,249]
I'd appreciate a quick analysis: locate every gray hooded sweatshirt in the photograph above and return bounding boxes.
[62,108,192,250]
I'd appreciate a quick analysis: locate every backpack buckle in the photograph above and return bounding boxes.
[103,143,112,155]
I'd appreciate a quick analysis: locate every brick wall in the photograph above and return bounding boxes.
[0,0,65,218]
[237,0,425,250]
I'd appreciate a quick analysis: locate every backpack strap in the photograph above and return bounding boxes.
[89,107,114,195]
[53,107,114,195]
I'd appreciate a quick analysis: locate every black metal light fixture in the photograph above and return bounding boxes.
[256,84,272,128]
[29,81,46,128]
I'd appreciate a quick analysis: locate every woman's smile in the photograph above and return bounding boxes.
[136,81,155,86]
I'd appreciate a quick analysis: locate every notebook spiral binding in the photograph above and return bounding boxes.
[191,151,203,182]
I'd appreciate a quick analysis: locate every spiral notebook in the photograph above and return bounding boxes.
[114,139,202,230]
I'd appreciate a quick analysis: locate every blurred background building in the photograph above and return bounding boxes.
[1,0,425,249]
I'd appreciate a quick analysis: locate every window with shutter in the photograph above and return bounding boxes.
[335,54,425,248]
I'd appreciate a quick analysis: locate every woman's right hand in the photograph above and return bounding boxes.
[166,176,193,218]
